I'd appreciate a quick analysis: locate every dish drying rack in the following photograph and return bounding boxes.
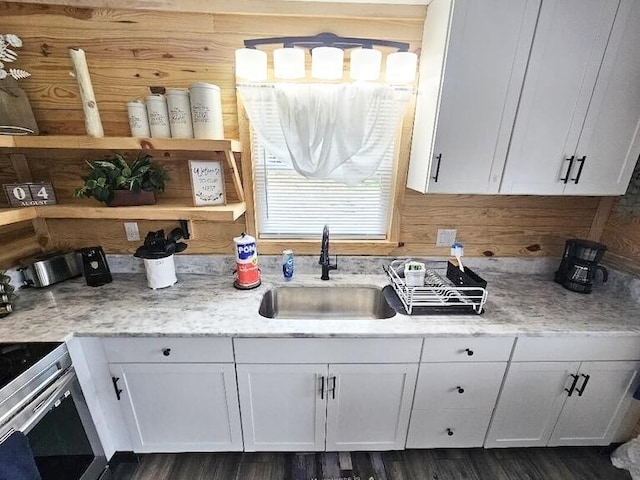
[384,260,488,315]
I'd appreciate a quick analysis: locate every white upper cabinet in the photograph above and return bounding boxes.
[407,0,540,194]
[501,0,640,195]
[564,0,640,195]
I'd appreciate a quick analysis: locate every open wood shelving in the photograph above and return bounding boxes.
[0,136,242,153]
[0,135,246,226]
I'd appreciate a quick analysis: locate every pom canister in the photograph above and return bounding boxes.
[145,94,171,138]
[166,89,194,139]
[127,100,151,138]
[233,233,261,288]
[189,82,224,139]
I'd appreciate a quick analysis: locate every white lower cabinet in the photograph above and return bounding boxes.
[485,337,640,448]
[235,364,327,452]
[110,363,243,453]
[102,337,242,453]
[325,363,418,451]
[407,337,514,449]
[237,362,418,452]
[234,337,422,452]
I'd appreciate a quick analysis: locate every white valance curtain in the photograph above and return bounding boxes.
[238,83,411,185]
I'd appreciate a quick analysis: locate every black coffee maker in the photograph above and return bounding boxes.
[554,239,608,293]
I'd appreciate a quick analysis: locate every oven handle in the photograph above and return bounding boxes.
[0,364,67,427]
[0,368,77,444]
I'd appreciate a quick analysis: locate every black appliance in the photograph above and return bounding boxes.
[80,247,112,287]
[554,238,609,293]
[0,343,106,480]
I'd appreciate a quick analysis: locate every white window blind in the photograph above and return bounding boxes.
[249,88,400,239]
[253,132,394,239]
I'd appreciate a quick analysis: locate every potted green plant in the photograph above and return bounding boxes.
[74,152,168,206]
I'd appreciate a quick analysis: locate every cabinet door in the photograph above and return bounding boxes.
[500,0,620,194]
[236,364,327,452]
[325,363,418,451]
[565,0,640,195]
[549,361,640,446]
[408,0,539,194]
[110,363,242,453]
[485,362,579,448]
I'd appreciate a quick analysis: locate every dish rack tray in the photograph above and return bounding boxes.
[384,260,488,315]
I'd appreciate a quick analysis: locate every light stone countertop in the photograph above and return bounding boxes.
[0,264,639,342]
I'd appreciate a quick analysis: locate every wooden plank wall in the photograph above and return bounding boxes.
[601,163,640,274]
[0,1,602,263]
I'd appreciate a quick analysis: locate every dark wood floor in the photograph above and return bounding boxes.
[108,447,632,480]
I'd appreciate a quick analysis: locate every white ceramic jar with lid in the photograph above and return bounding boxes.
[189,82,224,139]
[166,89,194,138]
[126,100,151,138]
[145,94,171,138]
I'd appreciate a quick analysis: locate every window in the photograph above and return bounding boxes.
[252,129,394,239]
[242,83,408,240]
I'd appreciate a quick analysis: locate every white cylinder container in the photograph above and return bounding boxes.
[145,95,171,138]
[143,255,177,289]
[166,89,194,139]
[127,101,151,138]
[189,83,224,140]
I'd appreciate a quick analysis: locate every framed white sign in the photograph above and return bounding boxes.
[189,160,226,206]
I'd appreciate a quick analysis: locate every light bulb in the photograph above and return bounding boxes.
[273,47,306,80]
[311,46,344,80]
[350,48,382,81]
[385,51,418,84]
[235,48,267,82]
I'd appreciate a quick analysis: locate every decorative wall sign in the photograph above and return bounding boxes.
[188,160,226,206]
[3,182,57,207]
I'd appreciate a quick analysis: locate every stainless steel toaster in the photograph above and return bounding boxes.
[19,251,83,287]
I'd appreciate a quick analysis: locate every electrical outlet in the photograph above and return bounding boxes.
[436,229,457,247]
[124,222,140,241]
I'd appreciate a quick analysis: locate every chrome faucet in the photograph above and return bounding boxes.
[319,224,338,280]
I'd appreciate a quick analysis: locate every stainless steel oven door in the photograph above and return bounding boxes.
[0,367,106,480]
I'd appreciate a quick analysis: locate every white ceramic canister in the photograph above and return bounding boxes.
[189,83,224,139]
[126,100,151,138]
[166,89,194,139]
[145,94,171,138]
[143,254,177,289]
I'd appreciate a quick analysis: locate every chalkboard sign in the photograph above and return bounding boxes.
[3,182,57,207]
[188,160,226,206]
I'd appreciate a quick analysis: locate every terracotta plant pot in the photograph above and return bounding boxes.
[108,190,156,207]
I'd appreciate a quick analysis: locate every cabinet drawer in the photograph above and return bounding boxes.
[413,363,507,409]
[513,336,640,362]
[406,408,493,448]
[102,337,234,363]
[234,338,422,363]
[421,337,515,362]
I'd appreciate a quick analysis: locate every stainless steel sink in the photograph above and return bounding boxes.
[259,286,396,319]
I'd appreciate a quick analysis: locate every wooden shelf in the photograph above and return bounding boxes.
[0,202,245,226]
[0,137,16,148]
[0,136,242,153]
[0,135,247,227]
[0,207,38,225]
[36,202,246,222]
